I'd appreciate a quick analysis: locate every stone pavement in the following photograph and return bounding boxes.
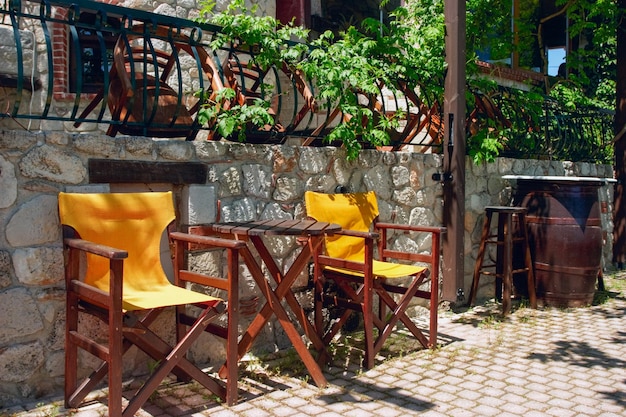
[4,276,626,417]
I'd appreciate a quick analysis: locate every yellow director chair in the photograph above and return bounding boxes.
[305,191,445,369]
[59,191,243,416]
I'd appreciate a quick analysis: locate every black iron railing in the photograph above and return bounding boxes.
[0,0,443,149]
[469,87,614,163]
[0,0,615,162]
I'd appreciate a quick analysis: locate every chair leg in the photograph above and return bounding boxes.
[64,295,79,409]
[597,269,606,292]
[468,211,492,306]
[107,311,124,417]
[429,272,439,348]
[519,214,537,308]
[313,264,335,365]
[362,283,375,369]
[501,213,513,315]
[122,306,225,417]
[313,265,325,354]
[225,257,239,406]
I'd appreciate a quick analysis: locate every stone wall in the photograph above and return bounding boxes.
[0,129,614,406]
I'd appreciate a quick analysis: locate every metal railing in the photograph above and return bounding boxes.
[0,0,614,162]
[469,87,614,163]
[0,0,443,150]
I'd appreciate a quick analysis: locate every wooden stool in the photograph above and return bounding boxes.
[468,206,537,315]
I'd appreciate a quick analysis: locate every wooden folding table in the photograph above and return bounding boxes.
[191,219,340,387]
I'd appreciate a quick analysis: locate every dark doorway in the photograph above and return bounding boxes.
[310,0,401,35]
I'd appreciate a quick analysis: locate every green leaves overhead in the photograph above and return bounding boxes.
[298,2,446,157]
[196,0,447,159]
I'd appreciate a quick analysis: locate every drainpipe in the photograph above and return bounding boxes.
[441,0,467,303]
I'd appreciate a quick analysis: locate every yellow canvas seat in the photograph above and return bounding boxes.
[305,191,445,368]
[59,191,243,416]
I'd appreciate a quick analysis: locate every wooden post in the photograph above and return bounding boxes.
[275,0,310,27]
[512,0,519,68]
[442,0,466,302]
[613,0,626,267]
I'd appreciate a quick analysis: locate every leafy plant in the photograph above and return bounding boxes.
[196,0,446,158]
[194,0,613,163]
[198,0,309,70]
[195,0,308,141]
[197,88,274,141]
[298,2,446,159]
[468,128,505,164]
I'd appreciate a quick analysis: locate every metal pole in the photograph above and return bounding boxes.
[442,0,466,302]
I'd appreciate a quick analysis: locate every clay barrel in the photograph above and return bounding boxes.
[509,176,605,308]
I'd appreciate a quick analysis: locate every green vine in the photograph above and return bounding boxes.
[195,0,446,159]
[195,0,612,163]
[198,0,309,70]
[195,0,308,141]
[298,2,446,159]
[196,88,274,142]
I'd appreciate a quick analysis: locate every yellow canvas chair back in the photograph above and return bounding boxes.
[304,190,444,369]
[305,190,424,278]
[58,191,212,310]
[304,191,378,261]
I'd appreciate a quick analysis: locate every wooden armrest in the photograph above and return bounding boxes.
[170,232,247,249]
[63,238,125,309]
[336,229,380,239]
[375,222,447,235]
[64,238,128,259]
[317,255,367,272]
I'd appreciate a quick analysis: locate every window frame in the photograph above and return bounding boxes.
[67,16,119,94]
[52,7,120,100]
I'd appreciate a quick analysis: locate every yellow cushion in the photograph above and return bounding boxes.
[305,191,427,279]
[58,191,219,310]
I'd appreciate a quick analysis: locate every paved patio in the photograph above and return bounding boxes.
[4,275,626,417]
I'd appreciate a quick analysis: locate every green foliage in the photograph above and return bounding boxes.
[196,88,274,142]
[464,0,618,164]
[467,0,515,63]
[196,0,306,141]
[298,2,446,158]
[196,0,446,159]
[198,0,309,69]
[538,0,618,112]
[194,0,614,163]
[468,128,504,165]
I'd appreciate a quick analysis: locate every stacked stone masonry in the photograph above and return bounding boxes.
[0,129,614,406]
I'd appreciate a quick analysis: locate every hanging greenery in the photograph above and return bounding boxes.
[195,0,446,159]
[195,0,615,163]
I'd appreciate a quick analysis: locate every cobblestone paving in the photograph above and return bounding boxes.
[5,276,626,417]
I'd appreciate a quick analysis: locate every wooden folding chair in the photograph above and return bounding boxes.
[74,25,226,140]
[304,191,445,369]
[59,191,243,416]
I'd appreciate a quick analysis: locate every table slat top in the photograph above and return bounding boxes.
[210,219,341,237]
